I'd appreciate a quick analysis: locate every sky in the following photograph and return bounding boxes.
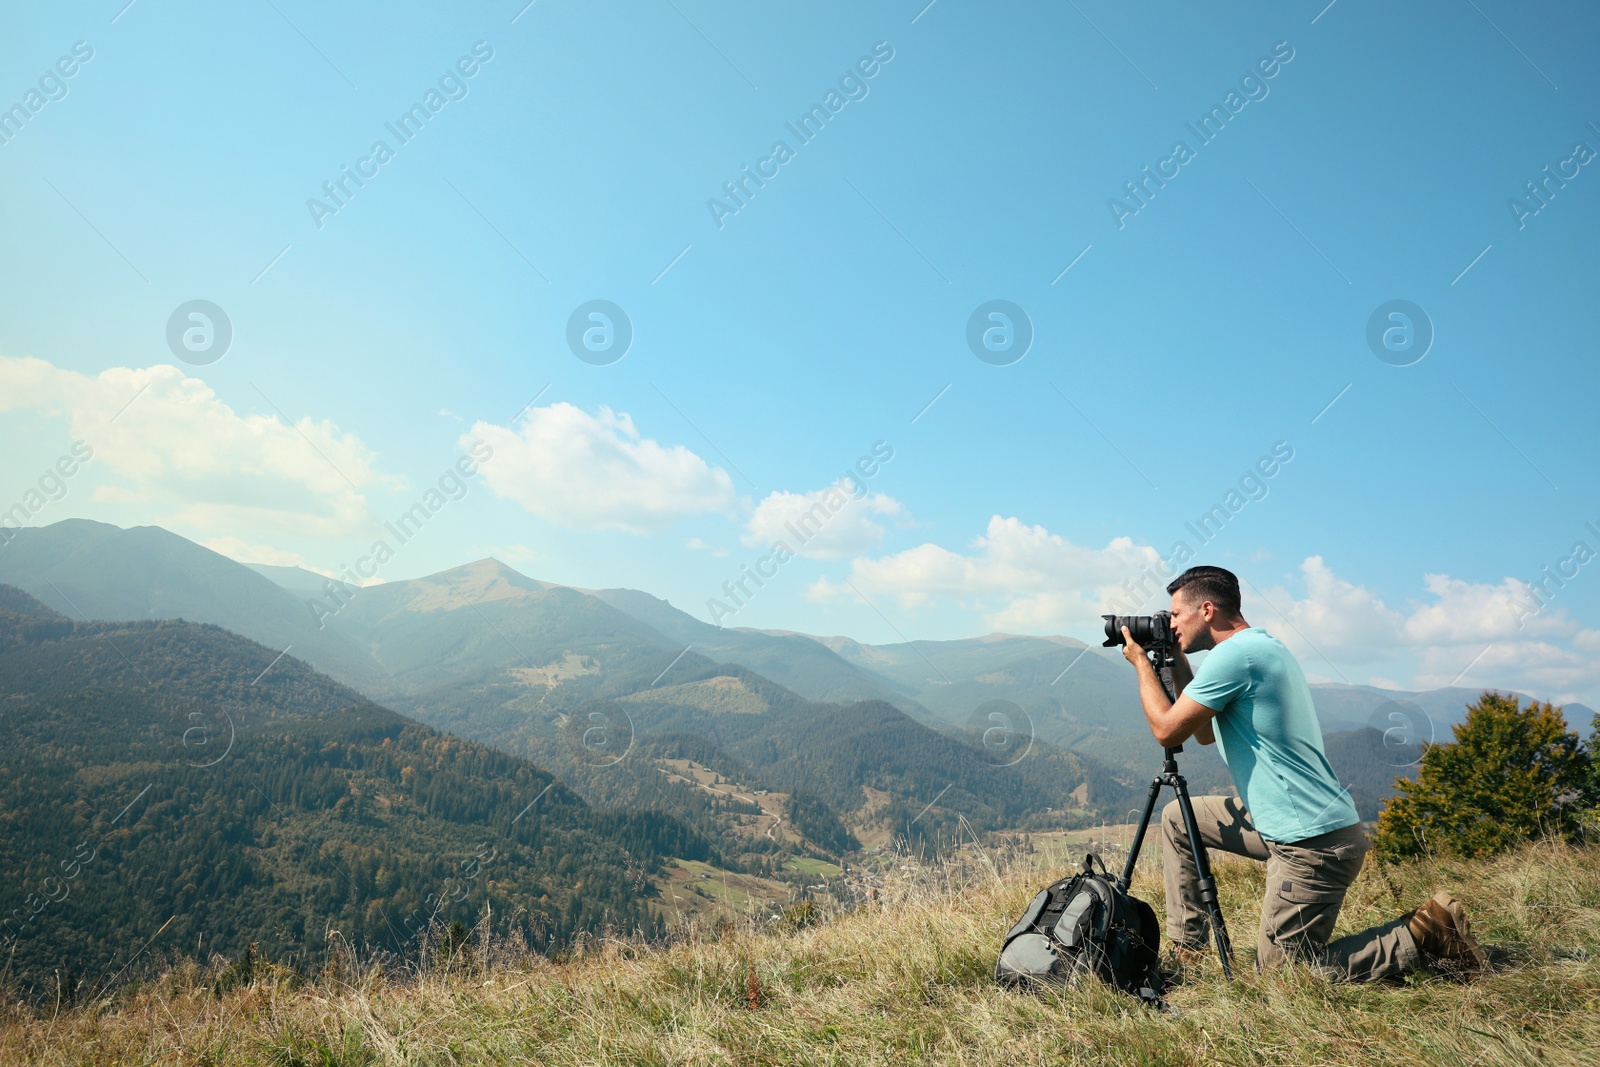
[1,0,1598,708]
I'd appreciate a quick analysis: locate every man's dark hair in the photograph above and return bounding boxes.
[1166,566,1242,619]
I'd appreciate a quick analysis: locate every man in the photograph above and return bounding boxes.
[1118,565,1488,980]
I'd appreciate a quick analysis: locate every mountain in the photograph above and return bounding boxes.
[584,587,937,722]
[236,557,1134,857]
[1303,682,1594,740]
[0,526,1134,869]
[812,631,1157,764]
[4,520,1577,860]
[0,586,709,992]
[0,519,384,686]
[317,558,679,704]
[582,662,1138,848]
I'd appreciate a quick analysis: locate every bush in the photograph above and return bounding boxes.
[1376,692,1597,859]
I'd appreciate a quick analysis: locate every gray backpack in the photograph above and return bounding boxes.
[995,854,1162,1004]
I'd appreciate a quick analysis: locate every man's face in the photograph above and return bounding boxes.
[1169,590,1213,654]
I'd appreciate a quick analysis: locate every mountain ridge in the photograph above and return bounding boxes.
[4,519,1584,851]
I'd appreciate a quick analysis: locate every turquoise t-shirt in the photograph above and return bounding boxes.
[1183,628,1359,842]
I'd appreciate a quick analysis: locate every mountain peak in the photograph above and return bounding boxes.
[397,558,558,612]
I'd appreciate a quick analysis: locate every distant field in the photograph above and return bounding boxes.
[654,858,793,923]
[786,856,843,878]
[961,825,1143,870]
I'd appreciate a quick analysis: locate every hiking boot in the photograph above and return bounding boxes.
[1406,891,1489,979]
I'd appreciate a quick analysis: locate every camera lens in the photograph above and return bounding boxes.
[1101,613,1172,648]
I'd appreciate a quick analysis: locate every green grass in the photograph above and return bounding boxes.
[666,859,786,910]
[4,839,1598,1065]
[786,857,844,878]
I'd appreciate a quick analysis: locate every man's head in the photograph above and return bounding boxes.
[1166,565,1246,653]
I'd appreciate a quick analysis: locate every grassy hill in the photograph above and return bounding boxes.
[3,838,1594,1065]
[0,586,710,994]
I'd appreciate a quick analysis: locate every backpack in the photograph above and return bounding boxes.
[994,853,1162,1004]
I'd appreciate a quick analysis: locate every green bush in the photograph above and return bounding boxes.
[1376,692,1597,859]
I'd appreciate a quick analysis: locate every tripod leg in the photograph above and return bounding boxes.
[1118,774,1167,891]
[1171,775,1234,978]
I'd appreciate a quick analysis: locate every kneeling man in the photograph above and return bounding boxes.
[1119,565,1487,980]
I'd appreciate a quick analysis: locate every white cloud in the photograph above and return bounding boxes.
[744,480,907,561]
[1251,556,1405,661]
[809,516,1600,707]
[1402,572,1567,643]
[465,403,736,534]
[0,355,389,538]
[1410,639,1600,707]
[1251,557,1600,707]
[807,515,1164,629]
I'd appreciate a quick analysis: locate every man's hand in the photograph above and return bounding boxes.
[1120,626,1149,668]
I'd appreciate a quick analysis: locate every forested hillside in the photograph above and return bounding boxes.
[0,587,707,995]
[563,662,1139,857]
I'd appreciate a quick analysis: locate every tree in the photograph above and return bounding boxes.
[1376,692,1596,860]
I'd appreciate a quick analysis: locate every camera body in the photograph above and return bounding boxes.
[1102,611,1174,650]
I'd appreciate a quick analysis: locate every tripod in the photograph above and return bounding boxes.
[1116,645,1235,978]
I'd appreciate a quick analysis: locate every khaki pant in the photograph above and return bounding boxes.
[1162,795,1417,980]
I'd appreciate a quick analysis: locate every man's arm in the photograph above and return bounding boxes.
[1169,648,1194,693]
[1168,651,1215,746]
[1123,629,1218,748]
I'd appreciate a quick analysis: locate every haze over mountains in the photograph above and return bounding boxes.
[0,520,384,687]
[3,520,1581,802]
[5,520,1563,751]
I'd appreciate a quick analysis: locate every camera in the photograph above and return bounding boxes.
[1102,611,1174,649]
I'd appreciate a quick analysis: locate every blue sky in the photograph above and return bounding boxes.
[2,1,1598,705]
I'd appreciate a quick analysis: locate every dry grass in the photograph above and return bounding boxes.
[3,838,1598,1066]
